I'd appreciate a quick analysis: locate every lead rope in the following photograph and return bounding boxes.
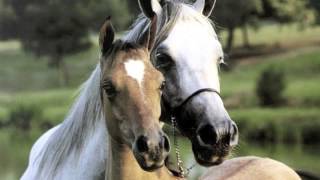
[171,116,196,178]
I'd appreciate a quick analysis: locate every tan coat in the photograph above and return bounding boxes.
[200,156,301,180]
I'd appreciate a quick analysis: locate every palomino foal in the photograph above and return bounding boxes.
[100,18,178,180]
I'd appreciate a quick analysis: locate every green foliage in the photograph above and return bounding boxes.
[8,103,42,131]
[231,108,320,143]
[213,0,263,29]
[213,0,315,51]
[0,106,8,126]
[213,0,263,51]
[0,0,132,85]
[256,66,286,106]
[262,0,316,25]
[0,0,18,40]
[7,0,92,64]
[84,0,132,30]
[308,0,320,24]
[221,46,320,108]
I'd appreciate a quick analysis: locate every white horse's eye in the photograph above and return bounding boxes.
[218,56,225,65]
[155,53,174,70]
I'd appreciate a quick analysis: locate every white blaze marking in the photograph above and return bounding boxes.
[124,59,145,86]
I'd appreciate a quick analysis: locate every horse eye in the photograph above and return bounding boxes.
[103,81,117,99]
[159,81,166,91]
[218,56,227,65]
[155,53,174,70]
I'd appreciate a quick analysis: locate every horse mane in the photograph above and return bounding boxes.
[36,64,105,179]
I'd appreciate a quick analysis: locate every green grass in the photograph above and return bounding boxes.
[0,89,76,125]
[0,89,75,109]
[0,106,8,123]
[0,41,98,92]
[0,23,320,180]
[0,23,319,91]
[220,23,320,47]
[0,23,319,127]
[221,47,320,107]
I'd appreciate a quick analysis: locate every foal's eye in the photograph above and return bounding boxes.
[155,53,174,70]
[159,81,166,91]
[103,81,117,99]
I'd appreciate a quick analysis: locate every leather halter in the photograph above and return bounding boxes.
[163,88,221,178]
[161,88,221,126]
[170,88,221,116]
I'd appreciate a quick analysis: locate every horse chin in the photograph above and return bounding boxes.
[133,151,165,172]
[191,141,230,167]
[140,163,164,172]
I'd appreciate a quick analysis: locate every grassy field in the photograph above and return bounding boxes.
[221,46,320,108]
[0,22,320,180]
[220,23,320,47]
[0,23,320,143]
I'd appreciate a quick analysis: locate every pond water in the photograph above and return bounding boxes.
[0,134,319,180]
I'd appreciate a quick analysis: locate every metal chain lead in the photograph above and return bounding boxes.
[171,116,196,178]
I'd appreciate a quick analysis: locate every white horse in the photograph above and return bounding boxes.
[22,0,237,179]
[125,0,238,167]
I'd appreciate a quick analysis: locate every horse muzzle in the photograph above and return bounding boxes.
[192,120,239,166]
[133,133,170,171]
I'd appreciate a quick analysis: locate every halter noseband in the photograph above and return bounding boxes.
[171,88,221,116]
[163,88,220,178]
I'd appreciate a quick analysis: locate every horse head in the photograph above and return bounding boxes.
[99,17,170,171]
[137,0,238,166]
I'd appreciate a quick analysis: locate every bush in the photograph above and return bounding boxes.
[256,66,286,106]
[231,108,320,144]
[8,104,42,132]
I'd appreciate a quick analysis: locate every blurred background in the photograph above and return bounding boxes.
[0,0,319,179]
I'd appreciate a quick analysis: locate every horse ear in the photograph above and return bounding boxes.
[193,0,216,17]
[138,15,157,50]
[99,16,115,54]
[138,0,162,18]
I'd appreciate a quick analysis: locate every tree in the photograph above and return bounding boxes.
[212,0,263,53]
[307,0,320,24]
[1,0,132,86]
[84,0,132,31]
[261,0,316,27]
[4,0,92,85]
[0,0,18,40]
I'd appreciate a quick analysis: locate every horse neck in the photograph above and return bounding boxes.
[105,126,178,180]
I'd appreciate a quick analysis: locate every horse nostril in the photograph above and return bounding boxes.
[197,124,217,146]
[161,135,170,152]
[230,123,239,146]
[136,135,149,153]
